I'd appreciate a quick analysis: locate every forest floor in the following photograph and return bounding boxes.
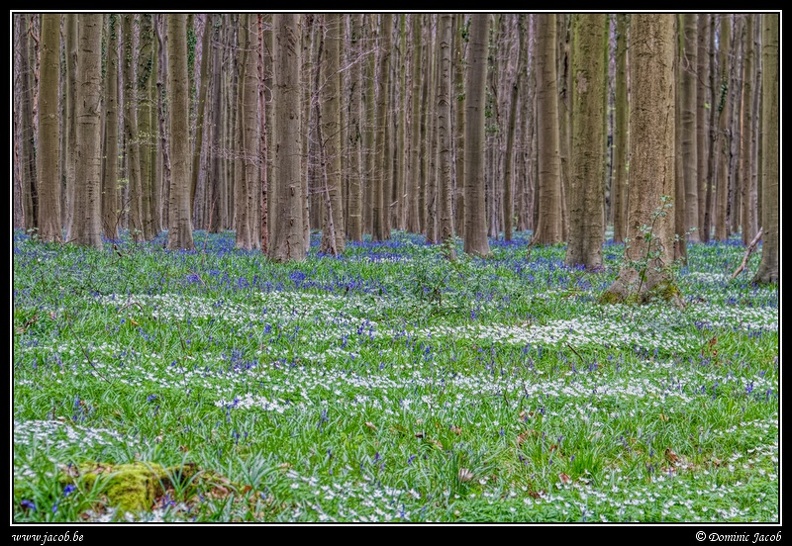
[12,229,778,523]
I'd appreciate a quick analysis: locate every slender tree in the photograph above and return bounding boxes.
[167,14,195,250]
[123,15,144,242]
[453,14,467,235]
[408,14,425,234]
[714,15,731,241]
[612,14,629,243]
[681,14,699,242]
[137,14,159,240]
[61,14,77,237]
[372,13,392,241]
[319,13,345,255]
[753,14,778,285]
[346,14,364,242]
[437,13,455,256]
[502,15,525,243]
[463,14,491,257]
[740,14,758,245]
[601,14,681,307]
[102,14,120,240]
[37,13,62,242]
[206,15,222,233]
[19,15,38,232]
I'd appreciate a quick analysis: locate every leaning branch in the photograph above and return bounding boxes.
[730,227,763,280]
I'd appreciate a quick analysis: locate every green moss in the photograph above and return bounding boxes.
[59,461,202,514]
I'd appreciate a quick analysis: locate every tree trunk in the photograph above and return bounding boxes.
[696,15,710,242]
[502,15,525,243]
[319,14,345,255]
[681,14,699,242]
[453,14,467,235]
[37,13,62,242]
[63,14,77,238]
[728,18,744,237]
[372,14,393,241]
[740,15,758,245]
[208,16,222,233]
[155,15,173,231]
[437,13,455,256]
[534,14,563,245]
[601,14,681,307]
[674,14,688,264]
[102,14,120,240]
[463,14,491,257]
[714,15,731,242]
[703,15,718,243]
[269,14,306,262]
[123,15,144,242]
[20,15,38,233]
[565,14,606,270]
[138,14,158,241]
[166,14,195,251]
[346,14,364,242]
[752,14,778,285]
[612,14,629,244]
[409,14,425,234]
[71,14,103,249]
[191,14,212,222]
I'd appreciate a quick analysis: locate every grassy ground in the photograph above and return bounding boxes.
[12,229,778,523]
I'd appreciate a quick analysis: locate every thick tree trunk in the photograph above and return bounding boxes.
[166,14,195,251]
[269,14,306,262]
[565,14,606,270]
[601,14,682,307]
[752,14,778,285]
[71,14,104,249]
[463,14,491,257]
[534,14,563,245]
[37,13,62,242]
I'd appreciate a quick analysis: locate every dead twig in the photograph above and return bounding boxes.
[730,228,763,280]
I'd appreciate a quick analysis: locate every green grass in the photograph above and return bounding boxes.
[12,229,778,522]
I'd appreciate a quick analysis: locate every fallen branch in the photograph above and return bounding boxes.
[730,228,763,280]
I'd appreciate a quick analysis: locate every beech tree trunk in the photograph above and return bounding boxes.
[463,14,491,257]
[601,14,682,307]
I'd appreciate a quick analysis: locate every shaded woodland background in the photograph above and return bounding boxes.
[11,13,779,284]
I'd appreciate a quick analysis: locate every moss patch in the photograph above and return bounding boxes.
[59,461,202,514]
